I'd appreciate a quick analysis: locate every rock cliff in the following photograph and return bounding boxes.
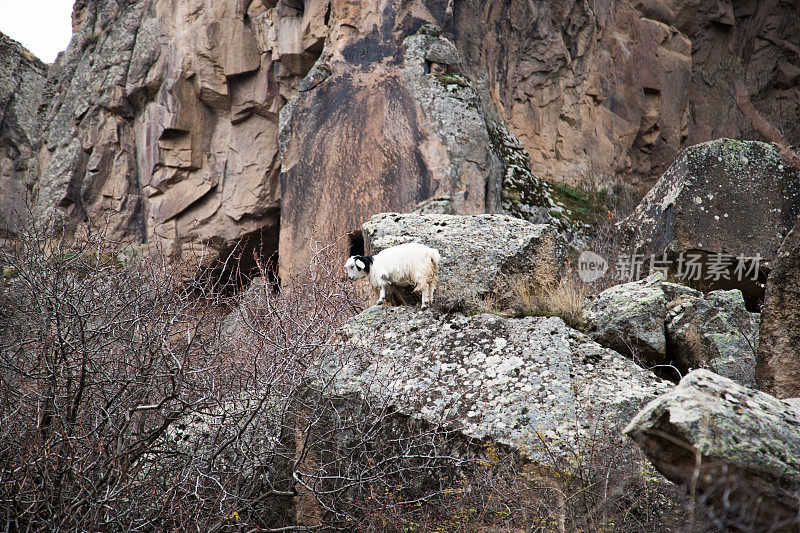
[0,34,46,243]
[2,0,799,276]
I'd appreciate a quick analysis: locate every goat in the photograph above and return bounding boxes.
[345,242,441,308]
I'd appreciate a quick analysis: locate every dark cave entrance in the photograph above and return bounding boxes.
[348,230,364,257]
[212,223,281,294]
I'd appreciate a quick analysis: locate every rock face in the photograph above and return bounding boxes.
[453,0,695,191]
[328,306,672,464]
[277,19,504,274]
[6,0,800,277]
[667,289,759,388]
[587,273,760,385]
[756,221,800,398]
[625,370,800,527]
[621,139,800,307]
[0,34,47,241]
[362,212,566,310]
[665,0,800,151]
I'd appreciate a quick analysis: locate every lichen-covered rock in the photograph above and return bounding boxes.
[321,306,671,464]
[621,139,800,306]
[667,289,759,387]
[0,33,46,242]
[585,273,669,364]
[625,369,800,527]
[756,220,800,398]
[362,212,566,310]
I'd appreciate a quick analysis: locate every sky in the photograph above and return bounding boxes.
[0,0,74,63]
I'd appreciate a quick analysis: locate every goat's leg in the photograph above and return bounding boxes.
[377,285,387,305]
[420,283,430,308]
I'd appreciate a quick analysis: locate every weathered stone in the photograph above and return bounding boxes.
[277,19,506,275]
[452,0,691,191]
[666,289,760,387]
[324,307,672,464]
[0,33,47,242]
[665,0,800,152]
[362,212,566,310]
[621,139,800,306]
[625,369,800,527]
[756,220,800,398]
[585,273,669,365]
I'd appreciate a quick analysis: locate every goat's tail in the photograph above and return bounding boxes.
[429,248,441,277]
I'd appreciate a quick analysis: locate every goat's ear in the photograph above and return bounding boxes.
[355,258,365,270]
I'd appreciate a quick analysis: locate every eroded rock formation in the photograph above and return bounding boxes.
[362,212,566,310]
[756,220,800,398]
[625,369,800,527]
[330,306,672,464]
[621,138,800,306]
[2,0,799,277]
[0,34,46,242]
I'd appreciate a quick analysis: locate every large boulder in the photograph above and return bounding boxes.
[667,289,760,388]
[362,212,567,310]
[625,370,800,527]
[621,138,800,307]
[585,273,671,365]
[587,273,760,385]
[324,306,672,464]
[756,221,800,398]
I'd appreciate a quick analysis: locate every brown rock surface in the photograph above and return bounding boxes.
[452,0,692,190]
[3,0,799,277]
[756,220,800,398]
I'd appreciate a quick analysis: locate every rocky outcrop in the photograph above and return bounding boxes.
[665,0,800,151]
[29,0,310,269]
[756,220,800,398]
[0,34,47,241]
[362,212,566,310]
[621,138,800,307]
[277,19,505,274]
[587,273,760,385]
[625,370,800,527]
[667,289,759,388]
[453,0,692,191]
[585,273,687,366]
[325,306,672,464]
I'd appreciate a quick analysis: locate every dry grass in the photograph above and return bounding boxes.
[496,275,589,330]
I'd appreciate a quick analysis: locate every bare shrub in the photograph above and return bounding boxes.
[0,221,479,531]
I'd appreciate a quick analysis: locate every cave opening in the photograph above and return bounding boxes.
[348,230,364,257]
[212,223,281,294]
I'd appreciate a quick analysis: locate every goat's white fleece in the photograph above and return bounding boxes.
[347,242,440,307]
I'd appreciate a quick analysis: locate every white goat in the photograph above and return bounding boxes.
[345,242,441,308]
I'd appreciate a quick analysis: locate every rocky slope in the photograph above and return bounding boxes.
[1,0,798,277]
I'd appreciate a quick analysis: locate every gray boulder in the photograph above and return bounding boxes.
[667,289,760,387]
[320,306,672,464]
[625,370,800,527]
[587,274,760,384]
[621,138,800,307]
[362,212,566,310]
[585,273,671,365]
